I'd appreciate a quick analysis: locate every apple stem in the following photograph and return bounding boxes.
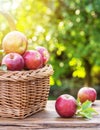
[10,54,14,59]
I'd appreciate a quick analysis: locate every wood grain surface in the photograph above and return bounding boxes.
[0,100,100,130]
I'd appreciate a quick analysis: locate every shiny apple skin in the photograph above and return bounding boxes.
[2,31,28,55]
[23,50,43,70]
[36,46,50,66]
[55,94,77,118]
[2,53,24,71]
[77,87,97,103]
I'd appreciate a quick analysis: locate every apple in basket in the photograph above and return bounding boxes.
[77,87,97,103]
[1,53,24,71]
[55,94,77,118]
[23,50,43,70]
[36,46,50,66]
[2,31,28,55]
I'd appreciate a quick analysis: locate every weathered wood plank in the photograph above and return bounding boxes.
[0,127,100,130]
[0,100,100,129]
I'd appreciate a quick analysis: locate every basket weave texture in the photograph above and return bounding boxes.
[0,64,53,118]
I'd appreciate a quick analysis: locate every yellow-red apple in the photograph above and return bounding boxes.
[77,87,97,103]
[2,31,28,55]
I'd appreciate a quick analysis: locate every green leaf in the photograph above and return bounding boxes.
[76,99,99,119]
[81,100,92,110]
[83,107,98,115]
[0,65,7,71]
[79,111,92,119]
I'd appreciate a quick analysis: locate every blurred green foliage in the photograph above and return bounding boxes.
[0,0,100,90]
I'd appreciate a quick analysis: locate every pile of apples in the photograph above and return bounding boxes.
[1,31,50,71]
[55,86,97,118]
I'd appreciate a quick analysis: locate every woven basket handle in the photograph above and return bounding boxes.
[0,10,16,31]
[0,10,16,63]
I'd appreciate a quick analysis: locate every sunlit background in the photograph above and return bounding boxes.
[0,0,100,99]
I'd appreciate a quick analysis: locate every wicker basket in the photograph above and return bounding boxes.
[0,64,53,118]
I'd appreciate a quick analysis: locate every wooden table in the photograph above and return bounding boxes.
[0,100,100,130]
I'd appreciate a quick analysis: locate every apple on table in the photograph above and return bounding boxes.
[55,94,77,118]
[77,87,97,103]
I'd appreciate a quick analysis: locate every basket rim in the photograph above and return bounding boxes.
[0,64,53,82]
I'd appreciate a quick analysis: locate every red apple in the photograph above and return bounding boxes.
[55,94,77,118]
[2,31,28,55]
[77,87,97,103]
[2,53,24,71]
[36,46,50,66]
[23,50,43,70]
